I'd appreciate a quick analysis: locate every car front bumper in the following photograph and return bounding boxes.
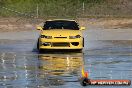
[39,38,83,49]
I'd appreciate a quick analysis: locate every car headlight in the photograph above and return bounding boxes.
[69,35,81,39]
[40,35,52,39]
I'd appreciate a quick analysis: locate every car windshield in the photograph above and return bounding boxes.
[43,20,79,30]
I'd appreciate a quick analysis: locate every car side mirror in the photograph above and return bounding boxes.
[80,27,85,30]
[37,26,43,31]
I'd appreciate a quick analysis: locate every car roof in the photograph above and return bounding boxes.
[46,19,76,22]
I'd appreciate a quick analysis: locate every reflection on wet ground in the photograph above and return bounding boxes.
[0,52,84,88]
[0,40,132,88]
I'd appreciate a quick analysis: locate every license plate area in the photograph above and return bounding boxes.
[52,42,70,47]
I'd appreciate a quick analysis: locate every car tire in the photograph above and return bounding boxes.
[37,38,39,50]
[37,39,45,53]
[83,37,84,47]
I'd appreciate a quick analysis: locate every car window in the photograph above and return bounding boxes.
[43,20,79,30]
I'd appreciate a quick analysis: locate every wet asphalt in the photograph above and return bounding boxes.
[0,29,132,88]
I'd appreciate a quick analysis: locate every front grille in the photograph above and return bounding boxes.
[54,37,67,38]
[52,42,70,47]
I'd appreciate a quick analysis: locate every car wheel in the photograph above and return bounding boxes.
[83,37,84,47]
[37,38,39,50]
[37,40,44,53]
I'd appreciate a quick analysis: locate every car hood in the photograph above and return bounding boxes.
[41,29,82,36]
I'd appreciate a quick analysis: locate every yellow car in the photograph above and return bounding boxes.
[37,19,85,52]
